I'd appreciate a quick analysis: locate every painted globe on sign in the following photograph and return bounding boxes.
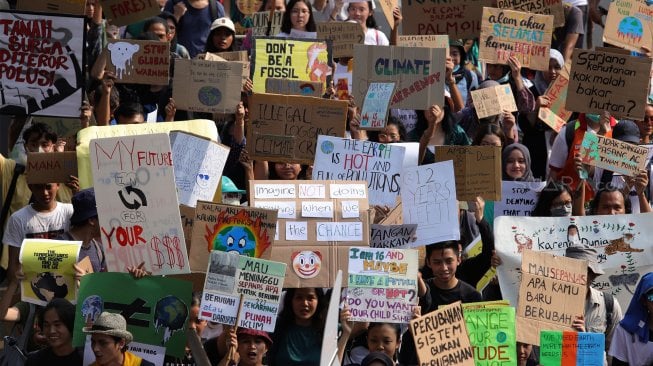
[198,86,222,106]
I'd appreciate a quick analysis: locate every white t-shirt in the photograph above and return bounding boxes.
[364,28,389,45]
[3,202,73,247]
[609,324,653,365]
[548,123,598,170]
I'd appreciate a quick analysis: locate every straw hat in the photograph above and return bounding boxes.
[83,312,133,344]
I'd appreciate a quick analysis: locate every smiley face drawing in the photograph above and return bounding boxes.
[291,251,322,279]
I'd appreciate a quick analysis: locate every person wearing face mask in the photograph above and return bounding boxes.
[531,181,582,217]
[221,177,246,206]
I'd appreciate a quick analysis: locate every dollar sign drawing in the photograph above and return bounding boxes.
[171,236,185,269]
[163,235,176,269]
[150,236,164,270]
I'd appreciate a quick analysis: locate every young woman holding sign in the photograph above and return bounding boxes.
[277,0,317,38]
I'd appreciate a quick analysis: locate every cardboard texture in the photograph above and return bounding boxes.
[567,49,652,120]
[26,151,78,184]
[100,0,161,26]
[463,306,517,366]
[172,59,243,114]
[604,0,653,52]
[247,93,348,164]
[471,83,518,119]
[516,250,587,345]
[370,224,418,248]
[317,22,365,58]
[538,59,572,132]
[434,146,502,201]
[540,331,605,365]
[494,181,546,217]
[496,0,565,27]
[397,35,450,57]
[479,8,554,71]
[0,11,85,117]
[190,201,278,272]
[353,45,446,110]
[251,10,284,36]
[17,0,85,14]
[410,302,476,366]
[179,204,195,254]
[202,53,250,89]
[249,180,370,288]
[252,37,331,94]
[360,82,396,130]
[401,0,492,38]
[105,39,170,86]
[378,0,396,30]
[265,78,324,97]
[580,133,650,177]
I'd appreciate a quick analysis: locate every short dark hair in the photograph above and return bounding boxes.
[23,122,57,144]
[590,186,632,215]
[425,240,460,259]
[143,16,169,34]
[39,298,76,335]
[114,103,144,121]
[532,181,573,217]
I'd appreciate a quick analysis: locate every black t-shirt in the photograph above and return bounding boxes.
[25,347,83,366]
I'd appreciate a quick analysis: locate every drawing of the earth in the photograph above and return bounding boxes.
[154,295,188,343]
[81,295,103,323]
[198,86,222,106]
[320,140,334,154]
[617,17,643,42]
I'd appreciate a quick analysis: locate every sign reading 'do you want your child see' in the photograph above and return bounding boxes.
[100,0,161,26]
[470,83,518,119]
[105,39,170,85]
[317,22,365,58]
[0,11,85,117]
[200,251,286,332]
[579,133,649,177]
[479,8,553,71]
[538,59,572,132]
[566,49,652,120]
[26,151,78,184]
[434,145,502,201]
[497,0,564,27]
[247,93,348,165]
[346,247,418,323]
[516,249,587,345]
[604,0,653,52]
[90,133,190,275]
[410,302,476,366]
[172,59,244,114]
[353,45,446,110]
[401,0,492,38]
[401,161,460,246]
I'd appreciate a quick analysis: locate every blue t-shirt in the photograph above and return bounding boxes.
[165,0,225,58]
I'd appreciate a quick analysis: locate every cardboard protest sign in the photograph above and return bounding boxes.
[189,201,277,272]
[401,161,460,246]
[202,52,250,89]
[580,133,650,177]
[540,331,605,366]
[321,270,343,366]
[200,251,286,331]
[250,180,370,287]
[567,49,652,120]
[604,0,653,52]
[247,93,348,164]
[172,59,243,114]
[370,224,418,248]
[16,0,85,14]
[410,302,475,366]
[360,82,396,130]
[74,272,192,357]
[105,39,170,86]
[401,0,492,38]
[317,21,365,58]
[26,151,78,184]
[538,60,572,132]
[312,135,406,206]
[434,146,502,201]
[494,181,546,217]
[19,239,81,306]
[464,306,517,366]
[252,37,331,94]
[346,248,418,323]
[265,78,324,97]
[76,120,218,188]
[170,131,229,207]
[497,0,564,27]
[353,45,446,110]
[0,11,85,117]
[479,8,553,71]
[397,35,449,57]
[516,250,587,345]
[101,0,161,26]
[470,83,518,119]
[90,133,190,275]
[251,10,284,37]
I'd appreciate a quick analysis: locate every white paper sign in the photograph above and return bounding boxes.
[302,201,334,218]
[494,181,546,217]
[286,221,308,240]
[254,201,297,219]
[342,200,360,218]
[316,222,363,241]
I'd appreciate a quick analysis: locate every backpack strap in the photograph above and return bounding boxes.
[209,0,218,20]
[604,291,614,329]
[0,163,25,260]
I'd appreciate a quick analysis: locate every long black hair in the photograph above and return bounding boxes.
[532,181,573,217]
[280,0,316,33]
[39,298,76,335]
[348,1,378,29]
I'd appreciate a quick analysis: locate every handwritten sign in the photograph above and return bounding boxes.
[26,151,78,184]
[464,306,517,366]
[250,180,370,287]
[397,35,449,57]
[494,181,546,217]
[402,0,493,38]
[172,59,243,113]
[90,133,190,275]
[189,201,277,272]
[346,247,418,323]
[252,37,331,93]
[538,60,572,132]
[265,78,324,97]
[580,133,650,177]
[434,146,502,201]
[470,84,518,119]
[410,302,475,366]
[401,161,460,246]
[313,135,405,206]
[604,0,653,52]
[497,0,564,27]
[540,331,605,366]
[251,11,284,37]
[101,0,161,26]
[353,45,446,110]
[0,11,85,117]
[370,224,418,248]
[200,251,286,332]
[360,82,396,130]
[317,22,365,58]
[247,93,347,164]
[567,49,652,120]
[170,131,229,207]
[106,39,170,86]
[19,239,81,306]
[479,8,553,71]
